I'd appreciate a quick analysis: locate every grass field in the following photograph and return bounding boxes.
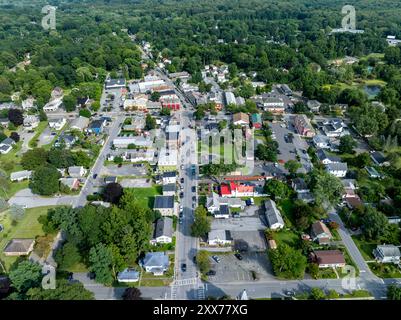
[28,121,48,148]
[352,235,377,261]
[0,205,58,271]
[126,186,162,208]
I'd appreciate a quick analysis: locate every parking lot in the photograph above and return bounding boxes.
[120,178,152,188]
[207,252,274,283]
[37,126,55,146]
[101,164,148,176]
[211,216,266,232]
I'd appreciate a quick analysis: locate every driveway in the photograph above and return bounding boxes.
[101,164,147,177]
[17,129,36,155]
[8,189,78,208]
[38,126,54,146]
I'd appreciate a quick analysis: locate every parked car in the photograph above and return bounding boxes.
[192,196,196,201]
[181,263,187,272]
[205,270,216,276]
[212,255,221,263]
[234,253,243,260]
[179,192,184,198]
[181,178,184,183]
[193,256,197,264]
[179,217,183,224]
[88,272,96,280]
[191,186,196,192]
[93,174,98,179]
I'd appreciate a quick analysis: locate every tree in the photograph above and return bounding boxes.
[79,108,91,118]
[63,95,77,112]
[339,135,356,154]
[191,206,211,237]
[55,242,82,270]
[48,148,75,168]
[255,144,277,162]
[39,110,47,122]
[310,287,326,300]
[26,279,94,300]
[8,109,23,126]
[310,171,344,206]
[307,263,319,279]
[264,179,290,201]
[150,91,160,102]
[160,108,171,116]
[89,243,114,285]
[72,151,92,167]
[196,250,211,274]
[10,132,20,143]
[102,182,123,204]
[284,160,302,175]
[21,148,49,170]
[387,284,401,300]
[361,207,389,241]
[145,113,156,130]
[327,289,340,299]
[113,156,123,165]
[269,243,307,279]
[9,261,42,293]
[30,166,61,196]
[122,288,143,300]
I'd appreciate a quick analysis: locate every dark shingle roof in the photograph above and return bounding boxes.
[154,195,174,209]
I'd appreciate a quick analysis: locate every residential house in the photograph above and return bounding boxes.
[264,199,285,230]
[124,94,148,111]
[208,230,233,246]
[312,135,331,149]
[68,166,87,178]
[373,245,401,264]
[59,178,80,191]
[370,151,389,167]
[43,97,63,112]
[153,195,176,216]
[76,97,90,108]
[48,118,66,130]
[233,112,250,127]
[279,84,293,96]
[112,136,152,149]
[3,239,35,256]
[169,71,190,81]
[313,250,346,268]
[294,115,315,137]
[388,216,401,225]
[220,182,255,197]
[365,166,382,179]
[162,171,177,184]
[54,134,77,148]
[0,118,9,127]
[87,119,106,135]
[150,218,173,245]
[117,269,140,283]
[23,115,39,130]
[311,221,332,245]
[140,252,170,276]
[104,176,117,184]
[307,100,321,113]
[70,116,90,131]
[214,205,230,219]
[22,97,35,110]
[10,170,32,182]
[292,178,309,193]
[0,137,15,154]
[206,192,245,213]
[316,149,342,165]
[319,119,346,138]
[162,183,176,196]
[253,95,285,114]
[224,91,236,106]
[325,162,348,178]
[251,113,262,129]
[105,78,126,90]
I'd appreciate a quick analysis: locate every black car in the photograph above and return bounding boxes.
[88,272,96,280]
[181,263,187,272]
[179,192,184,198]
[192,196,196,201]
[193,256,197,264]
[205,270,216,276]
[181,178,184,183]
[191,186,196,192]
[234,253,243,260]
[93,174,98,179]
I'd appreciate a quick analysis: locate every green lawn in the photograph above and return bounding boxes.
[275,229,299,247]
[4,180,29,200]
[368,262,401,278]
[126,186,162,209]
[352,235,377,261]
[0,205,58,271]
[28,121,48,148]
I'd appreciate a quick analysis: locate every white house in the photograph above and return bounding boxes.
[23,115,39,130]
[316,149,342,165]
[68,166,87,178]
[10,170,32,182]
[150,218,173,245]
[325,162,348,178]
[43,97,63,112]
[162,171,177,184]
[373,245,401,264]
[117,268,140,283]
[264,199,285,230]
[70,116,90,131]
[48,118,66,130]
[312,135,331,149]
[208,229,233,246]
[140,252,169,276]
[0,137,15,154]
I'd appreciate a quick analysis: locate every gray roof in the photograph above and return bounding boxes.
[376,245,401,258]
[117,268,140,282]
[292,178,308,191]
[371,151,386,164]
[10,170,32,180]
[154,195,174,209]
[1,138,15,146]
[104,176,117,184]
[326,162,348,172]
[105,78,126,87]
[208,229,233,241]
[141,252,169,268]
[0,145,10,152]
[3,238,35,254]
[163,171,176,178]
[264,199,284,227]
[219,205,230,216]
[162,183,176,192]
[316,149,341,163]
[153,218,173,239]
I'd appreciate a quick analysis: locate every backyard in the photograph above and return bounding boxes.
[126,185,162,209]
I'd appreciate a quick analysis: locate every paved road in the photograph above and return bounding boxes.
[8,189,78,208]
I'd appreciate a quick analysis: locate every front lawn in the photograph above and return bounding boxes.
[274,229,299,247]
[126,186,162,209]
[369,262,401,278]
[352,235,377,261]
[0,206,58,271]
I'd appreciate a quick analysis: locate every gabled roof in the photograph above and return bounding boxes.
[154,195,174,209]
[316,149,341,163]
[376,245,401,258]
[315,250,345,265]
[3,238,35,254]
[153,218,173,239]
[162,183,176,192]
[141,252,169,268]
[163,171,177,178]
[264,199,284,227]
[370,151,386,164]
[311,221,332,238]
[1,137,15,146]
[326,162,348,172]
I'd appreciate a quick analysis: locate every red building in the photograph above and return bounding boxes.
[220,181,255,197]
[160,96,181,111]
